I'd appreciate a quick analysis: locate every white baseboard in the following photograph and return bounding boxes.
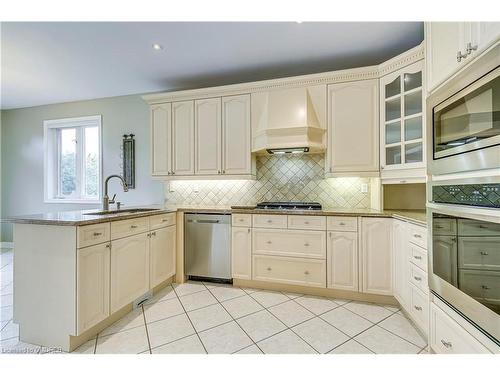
[0,242,14,249]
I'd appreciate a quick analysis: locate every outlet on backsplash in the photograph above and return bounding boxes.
[165,154,373,208]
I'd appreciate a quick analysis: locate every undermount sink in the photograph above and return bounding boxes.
[83,208,161,216]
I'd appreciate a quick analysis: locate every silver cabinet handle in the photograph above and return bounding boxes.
[304,221,309,224]
[247,228,251,233]
[93,232,103,236]
[480,251,489,256]
[171,171,175,175]
[267,220,273,223]
[167,171,171,175]
[304,270,310,275]
[304,243,310,247]
[267,267,272,271]
[414,276,422,281]
[441,339,452,348]
[339,222,346,226]
[105,244,110,248]
[457,50,468,62]
[414,305,422,311]
[162,218,169,222]
[414,234,422,238]
[222,170,226,174]
[466,42,477,55]
[479,225,488,229]
[435,225,444,229]
[152,231,156,236]
[217,170,221,174]
[266,240,272,244]
[481,285,490,290]
[130,225,138,229]
[414,255,422,260]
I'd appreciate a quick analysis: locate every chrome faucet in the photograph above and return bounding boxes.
[103,175,129,211]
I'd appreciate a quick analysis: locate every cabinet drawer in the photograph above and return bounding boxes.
[433,218,457,236]
[111,217,149,240]
[232,214,252,227]
[287,215,326,231]
[150,213,176,230]
[458,269,500,304]
[253,229,326,259]
[408,224,427,249]
[252,255,326,288]
[77,223,111,248]
[327,216,358,232]
[410,284,429,333]
[252,214,287,229]
[458,237,500,271]
[409,243,428,272]
[410,263,428,294]
[430,303,490,354]
[458,219,500,236]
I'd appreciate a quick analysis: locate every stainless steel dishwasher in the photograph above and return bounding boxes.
[184,213,232,281]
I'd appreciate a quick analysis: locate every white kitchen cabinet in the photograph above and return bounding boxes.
[326,79,379,176]
[360,217,393,295]
[380,60,425,182]
[171,100,195,175]
[110,232,150,313]
[76,242,110,334]
[195,97,222,175]
[222,94,252,175]
[392,219,410,309]
[231,226,252,280]
[151,103,172,176]
[471,22,500,55]
[326,231,359,291]
[150,225,176,288]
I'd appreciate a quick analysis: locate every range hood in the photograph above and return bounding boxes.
[251,85,326,154]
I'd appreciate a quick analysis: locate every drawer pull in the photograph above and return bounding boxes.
[304,243,310,247]
[161,219,169,222]
[267,220,273,223]
[414,276,422,281]
[105,244,110,248]
[435,225,444,229]
[440,339,452,348]
[151,231,156,236]
[339,222,346,226]
[304,271,310,275]
[413,234,422,238]
[130,225,138,229]
[247,228,251,233]
[481,285,490,290]
[479,225,488,229]
[413,255,422,260]
[266,267,272,271]
[266,240,272,244]
[480,251,489,256]
[239,219,245,222]
[414,305,422,311]
[93,232,103,236]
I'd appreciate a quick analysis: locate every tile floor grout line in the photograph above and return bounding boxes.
[93,333,98,354]
[172,285,209,354]
[148,333,201,353]
[375,320,426,350]
[140,305,152,354]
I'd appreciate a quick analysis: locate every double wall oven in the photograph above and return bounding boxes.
[427,42,500,345]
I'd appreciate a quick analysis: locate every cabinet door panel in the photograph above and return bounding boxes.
[150,226,176,288]
[361,218,393,295]
[327,231,358,291]
[195,98,222,175]
[77,242,110,334]
[222,95,252,175]
[172,101,195,175]
[392,220,410,308]
[151,103,172,175]
[232,227,252,279]
[327,79,379,173]
[110,232,150,313]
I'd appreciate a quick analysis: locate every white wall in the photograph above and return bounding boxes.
[1,94,164,241]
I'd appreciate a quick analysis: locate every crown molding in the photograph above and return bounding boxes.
[143,43,425,104]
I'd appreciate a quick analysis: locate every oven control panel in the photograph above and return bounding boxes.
[432,184,500,208]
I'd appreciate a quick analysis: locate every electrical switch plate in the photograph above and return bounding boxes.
[361,183,369,193]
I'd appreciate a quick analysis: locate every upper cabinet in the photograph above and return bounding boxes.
[426,22,500,93]
[151,103,172,176]
[326,79,379,177]
[171,101,195,176]
[195,97,222,175]
[380,60,425,183]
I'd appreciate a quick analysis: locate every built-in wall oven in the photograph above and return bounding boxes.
[428,42,500,176]
[428,177,500,345]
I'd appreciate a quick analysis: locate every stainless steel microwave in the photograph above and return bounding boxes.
[428,43,500,175]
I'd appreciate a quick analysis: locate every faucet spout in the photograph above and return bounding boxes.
[103,175,128,211]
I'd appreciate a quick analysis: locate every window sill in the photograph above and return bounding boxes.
[44,199,101,205]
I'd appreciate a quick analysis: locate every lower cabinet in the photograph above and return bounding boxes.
[76,242,110,334]
[110,232,150,313]
[360,217,393,295]
[392,219,410,309]
[150,225,176,288]
[326,231,358,291]
[232,226,252,279]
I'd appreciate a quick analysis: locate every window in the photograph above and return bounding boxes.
[44,115,102,203]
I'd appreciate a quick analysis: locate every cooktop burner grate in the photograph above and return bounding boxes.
[255,202,322,210]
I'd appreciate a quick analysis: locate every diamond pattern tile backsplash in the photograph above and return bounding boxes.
[165,154,371,208]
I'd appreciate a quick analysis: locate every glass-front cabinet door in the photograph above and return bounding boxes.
[380,60,425,172]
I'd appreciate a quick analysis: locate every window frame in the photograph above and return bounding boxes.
[43,115,103,204]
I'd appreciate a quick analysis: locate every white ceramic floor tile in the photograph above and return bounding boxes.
[0,270,13,286]
[330,298,350,306]
[241,287,259,294]
[221,295,263,319]
[0,283,13,297]
[258,329,316,354]
[237,310,286,342]
[179,290,218,312]
[343,301,393,323]
[295,295,338,315]
[378,312,426,348]
[199,321,252,354]
[320,306,373,337]
[143,298,184,323]
[355,326,421,354]
[202,281,226,290]
[329,339,373,354]
[0,294,13,307]
[0,337,41,354]
[144,285,177,305]
[147,313,195,349]
[187,303,232,332]
[0,320,19,341]
[72,338,96,354]
[292,317,349,353]
[383,305,400,312]
[151,334,206,354]
[209,286,246,302]
[268,300,314,327]
[250,290,290,308]
[0,305,13,323]
[96,325,149,354]
[172,282,207,297]
[100,308,145,337]
[235,344,263,354]
[283,292,304,299]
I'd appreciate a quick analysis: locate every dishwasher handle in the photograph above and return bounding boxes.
[187,219,221,224]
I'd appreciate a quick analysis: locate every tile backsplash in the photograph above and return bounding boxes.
[165,154,371,208]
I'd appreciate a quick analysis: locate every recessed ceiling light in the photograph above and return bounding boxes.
[296,21,303,24]
[152,43,163,51]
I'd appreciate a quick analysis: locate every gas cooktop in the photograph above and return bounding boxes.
[255,202,322,210]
